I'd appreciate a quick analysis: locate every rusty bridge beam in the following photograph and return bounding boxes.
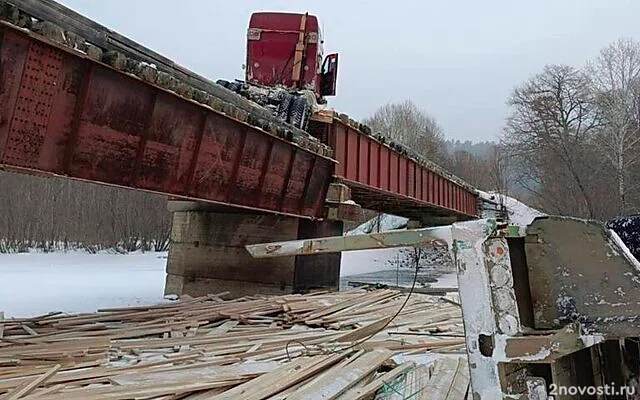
[0,22,334,219]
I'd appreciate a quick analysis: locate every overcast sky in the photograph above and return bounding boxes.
[59,0,640,142]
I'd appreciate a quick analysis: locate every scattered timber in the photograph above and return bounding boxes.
[346,281,458,296]
[0,288,471,399]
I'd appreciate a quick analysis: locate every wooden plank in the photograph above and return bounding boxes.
[212,353,346,400]
[286,349,392,400]
[419,358,461,400]
[339,361,415,400]
[0,289,468,399]
[3,363,60,400]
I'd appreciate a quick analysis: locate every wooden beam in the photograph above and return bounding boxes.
[245,223,457,258]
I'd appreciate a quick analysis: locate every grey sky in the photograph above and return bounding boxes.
[59,0,640,142]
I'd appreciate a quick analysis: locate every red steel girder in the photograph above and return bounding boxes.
[0,23,334,219]
[323,119,479,219]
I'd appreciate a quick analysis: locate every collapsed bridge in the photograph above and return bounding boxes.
[0,0,481,296]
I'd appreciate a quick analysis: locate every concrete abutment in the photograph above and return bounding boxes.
[164,201,343,298]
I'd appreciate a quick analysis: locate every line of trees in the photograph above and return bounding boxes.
[502,38,640,220]
[366,37,640,223]
[364,100,509,194]
[0,172,171,253]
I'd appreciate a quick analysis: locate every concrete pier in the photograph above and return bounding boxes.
[164,201,342,297]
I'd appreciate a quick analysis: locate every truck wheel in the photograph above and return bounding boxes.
[277,93,294,122]
[289,96,311,130]
[227,82,242,93]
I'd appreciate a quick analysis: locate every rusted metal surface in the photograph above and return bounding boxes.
[0,23,334,219]
[312,118,479,219]
[525,216,640,337]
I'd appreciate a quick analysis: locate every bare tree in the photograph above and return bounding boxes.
[364,100,447,163]
[0,171,171,253]
[587,38,640,214]
[486,145,510,194]
[502,64,601,218]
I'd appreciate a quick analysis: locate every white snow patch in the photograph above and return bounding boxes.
[609,229,640,274]
[340,248,401,276]
[479,191,545,234]
[0,246,408,317]
[580,333,605,348]
[346,214,408,236]
[0,251,168,318]
[140,61,157,69]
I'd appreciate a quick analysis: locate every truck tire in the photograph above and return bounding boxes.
[227,82,242,93]
[289,96,311,130]
[277,93,294,122]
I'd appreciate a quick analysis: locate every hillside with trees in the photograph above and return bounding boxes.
[503,38,640,220]
[0,172,170,253]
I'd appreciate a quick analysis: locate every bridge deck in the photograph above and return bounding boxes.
[310,117,479,220]
[0,22,333,219]
[0,14,479,222]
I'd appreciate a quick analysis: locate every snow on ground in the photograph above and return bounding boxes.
[341,214,411,276]
[340,248,401,276]
[479,190,545,232]
[0,251,168,317]
[0,248,404,318]
[1,192,543,318]
[346,214,408,236]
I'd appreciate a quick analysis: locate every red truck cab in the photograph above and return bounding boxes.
[246,12,338,100]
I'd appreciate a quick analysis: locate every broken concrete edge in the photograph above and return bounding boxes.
[454,216,618,399]
[491,324,606,363]
[0,1,333,159]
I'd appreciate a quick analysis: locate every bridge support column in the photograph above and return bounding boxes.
[164,201,342,298]
[294,219,343,292]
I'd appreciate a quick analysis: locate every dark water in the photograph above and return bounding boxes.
[340,268,446,290]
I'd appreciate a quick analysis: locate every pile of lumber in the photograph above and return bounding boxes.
[0,288,471,399]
